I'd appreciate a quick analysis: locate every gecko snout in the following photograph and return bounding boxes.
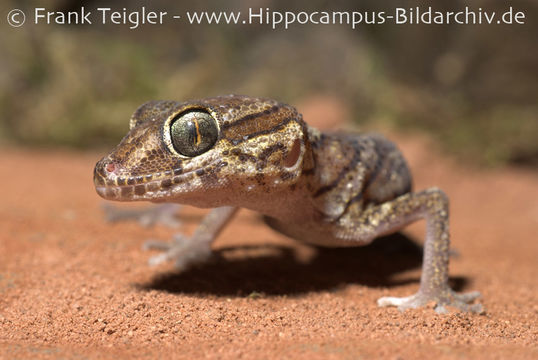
[93,158,126,200]
[93,158,119,186]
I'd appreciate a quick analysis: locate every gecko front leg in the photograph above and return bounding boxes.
[342,187,482,313]
[144,206,238,270]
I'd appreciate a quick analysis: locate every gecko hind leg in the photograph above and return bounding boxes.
[343,187,483,313]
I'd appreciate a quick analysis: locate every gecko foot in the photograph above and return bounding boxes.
[377,288,483,314]
[143,233,212,271]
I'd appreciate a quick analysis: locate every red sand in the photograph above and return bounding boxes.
[0,126,537,359]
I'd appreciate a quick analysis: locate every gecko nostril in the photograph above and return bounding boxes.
[105,162,116,173]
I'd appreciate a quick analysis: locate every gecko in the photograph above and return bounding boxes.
[94,95,483,313]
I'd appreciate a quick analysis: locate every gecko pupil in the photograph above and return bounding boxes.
[170,111,218,157]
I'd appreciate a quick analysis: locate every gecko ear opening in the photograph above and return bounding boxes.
[283,138,302,168]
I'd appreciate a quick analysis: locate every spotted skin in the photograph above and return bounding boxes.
[94,95,482,314]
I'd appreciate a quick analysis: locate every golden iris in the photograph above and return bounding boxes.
[170,111,218,157]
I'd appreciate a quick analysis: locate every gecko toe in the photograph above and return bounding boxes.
[148,253,169,266]
[142,239,173,251]
[144,234,213,271]
[455,290,481,302]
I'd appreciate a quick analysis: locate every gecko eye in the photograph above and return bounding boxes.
[169,110,218,157]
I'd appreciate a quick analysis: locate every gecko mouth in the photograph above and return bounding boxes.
[95,180,179,201]
[93,157,224,201]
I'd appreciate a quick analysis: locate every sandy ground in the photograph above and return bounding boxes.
[0,110,537,358]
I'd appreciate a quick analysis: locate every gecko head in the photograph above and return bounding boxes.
[94,95,309,207]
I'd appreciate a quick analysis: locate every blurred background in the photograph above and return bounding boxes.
[1,0,536,167]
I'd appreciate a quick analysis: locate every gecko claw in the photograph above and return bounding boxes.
[377,289,483,314]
